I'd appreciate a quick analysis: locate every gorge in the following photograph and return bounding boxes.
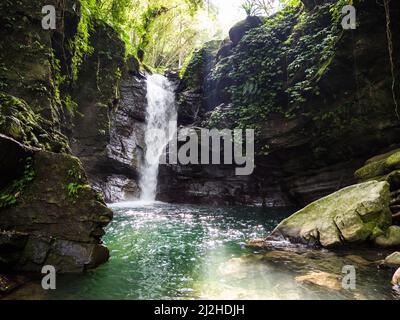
[0,0,400,300]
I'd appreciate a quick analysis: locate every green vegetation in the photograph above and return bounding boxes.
[227,5,302,129]
[202,0,354,138]
[71,0,96,80]
[0,157,35,209]
[241,0,301,16]
[0,94,69,152]
[66,182,86,201]
[75,0,218,71]
[66,165,88,202]
[180,40,221,87]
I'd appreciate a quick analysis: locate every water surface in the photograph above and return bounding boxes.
[46,202,398,300]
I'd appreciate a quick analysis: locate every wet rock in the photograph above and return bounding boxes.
[69,22,143,203]
[45,241,109,273]
[97,74,146,202]
[355,150,400,182]
[246,239,266,249]
[375,226,400,248]
[382,252,400,268]
[0,137,112,273]
[345,255,372,266]
[268,181,392,247]
[295,271,342,290]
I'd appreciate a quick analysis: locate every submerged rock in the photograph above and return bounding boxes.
[267,181,392,247]
[295,271,342,291]
[229,16,263,45]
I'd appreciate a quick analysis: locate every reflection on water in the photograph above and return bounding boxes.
[45,202,398,300]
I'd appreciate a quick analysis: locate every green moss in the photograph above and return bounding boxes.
[180,40,221,88]
[64,95,78,115]
[95,191,105,203]
[356,151,400,181]
[65,163,88,202]
[386,152,400,168]
[0,93,69,152]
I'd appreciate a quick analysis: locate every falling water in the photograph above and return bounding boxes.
[139,74,177,201]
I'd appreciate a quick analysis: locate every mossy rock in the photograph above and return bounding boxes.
[0,136,113,273]
[355,150,400,181]
[375,226,400,248]
[268,181,392,248]
[0,93,69,152]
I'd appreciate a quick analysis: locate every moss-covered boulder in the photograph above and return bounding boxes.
[355,149,400,182]
[267,181,392,247]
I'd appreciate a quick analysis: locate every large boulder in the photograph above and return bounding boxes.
[229,16,263,45]
[267,181,392,247]
[0,135,113,273]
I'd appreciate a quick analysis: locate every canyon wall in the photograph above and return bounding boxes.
[158,0,400,207]
[0,0,145,273]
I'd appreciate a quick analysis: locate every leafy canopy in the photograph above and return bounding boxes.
[79,0,219,70]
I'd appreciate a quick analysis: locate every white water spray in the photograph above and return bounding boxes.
[139,74,177,201]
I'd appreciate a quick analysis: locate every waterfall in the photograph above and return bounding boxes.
[139,74,177,201]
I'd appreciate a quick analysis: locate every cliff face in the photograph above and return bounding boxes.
[68,24,146,203]
[0,0,145,273]
[158,0,400,207]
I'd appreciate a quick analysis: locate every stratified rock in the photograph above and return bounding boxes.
[69,22,144,203]
[229,16,263,45]
[267,181,392,247]
[374,226,400,248]
[0,136,113,273]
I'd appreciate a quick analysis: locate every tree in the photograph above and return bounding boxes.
[241,0,276,16]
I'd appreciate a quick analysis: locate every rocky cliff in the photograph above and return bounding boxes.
[158,0,400,207]
[0,0,145,274]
